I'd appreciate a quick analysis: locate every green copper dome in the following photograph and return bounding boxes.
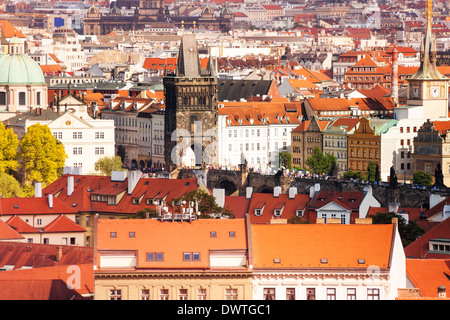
[0,53,46,85]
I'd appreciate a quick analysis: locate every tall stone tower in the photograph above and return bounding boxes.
[163,34,218,171]
[407,0,449,120]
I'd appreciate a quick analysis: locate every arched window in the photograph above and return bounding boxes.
[19,92,26,106]
[36,92,41,105]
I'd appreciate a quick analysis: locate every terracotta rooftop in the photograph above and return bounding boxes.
[251,224,395,269]
[406,259,450,298]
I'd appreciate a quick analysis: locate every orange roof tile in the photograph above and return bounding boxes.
[5,216,40,233]
[96,218,248,270]
[251,224,394,269]
[406,259,450,298]
[43,214,86,233]
[0,219,24,240]
[0,20,26,38]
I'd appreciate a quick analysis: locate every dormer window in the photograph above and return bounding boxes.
[296,209,304,217]
[274,209,282,217]
[255,209,262,216]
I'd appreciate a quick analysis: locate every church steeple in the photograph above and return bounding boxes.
[410,0,446,81]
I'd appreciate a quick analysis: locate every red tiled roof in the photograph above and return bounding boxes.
[404,218,450,259]
[0,219,24,240]
[245,193,310,224]
[0,197,78,216]
[43,214,86,233]
[5,216,40,233]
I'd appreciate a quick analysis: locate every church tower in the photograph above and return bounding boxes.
[163,34,218,170]
[407,0,449,119]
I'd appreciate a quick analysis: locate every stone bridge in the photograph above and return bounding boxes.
[176,168,450,209]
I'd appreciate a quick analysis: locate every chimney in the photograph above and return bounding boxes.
[288,186,297,199]
[437,285,446,298]
[48,194,53,209]
[246,187,253,199]
[67,176,74,196]
[213,188,225,208]
[35,182,42,198]
[56,246,63,262]
[128,170,141,194]
[310,183,320,199]
[391,47,399,105]
[273,186,282,198]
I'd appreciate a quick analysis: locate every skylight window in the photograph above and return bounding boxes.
[320,258,328,264]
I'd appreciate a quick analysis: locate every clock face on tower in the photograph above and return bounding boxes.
[431,87,440,98]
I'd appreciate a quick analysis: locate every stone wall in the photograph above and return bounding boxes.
[176,169,450,209]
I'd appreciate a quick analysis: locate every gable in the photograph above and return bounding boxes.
[48,112,94,130]
[316,201,351,213]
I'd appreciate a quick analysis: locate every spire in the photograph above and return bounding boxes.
[409,0,447,80]
[175,34,201,78]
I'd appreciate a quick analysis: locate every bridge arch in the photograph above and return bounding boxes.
[214,178,239,196]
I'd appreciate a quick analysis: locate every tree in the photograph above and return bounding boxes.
[343,170,364,180]
[0,122,19,174]
[366,161,377,181]
[0,173,23,197]
[306,147,336,175]
[278,151,292,170]
[182,189,222,216]
[413,171,432,186]
[18,124,67,185]
[370,211,425,247]
[95,156,124,176]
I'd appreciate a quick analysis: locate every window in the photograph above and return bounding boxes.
[229,231,236,237]
[95,147,105,155]
[286,288,295,300]
[139,289,150,300]
[306,288,315,300]
[73,132,82,139]
[225,289,238,300]
[36,219,42,225]
[197,289,207,300]
[53,132,62,140]
[146,252,164,261]
[19,92,26,105]
[70,237,75,245]
[184,252,200,261]
[109,289,122,300]
[129,232,135,238]
[179,289,188,300]
[0,92,5,105]
[73,147,82,155]
[326,288,336,300]
[210,231,217,237]
[367,288,380,300]
[263,288,275,300]
[36,92,41,105]
[95,132,104,139]
[110,232,117,238]
[254,209,262,216]
[347,288,356,300]
[160,289,169,300]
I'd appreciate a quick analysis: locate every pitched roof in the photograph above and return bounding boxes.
[406,259,450,298]
[0,20,26,38]
[5,216,40,233]
[96,218,248,270]
[245,193,310,224]
[251,224,394,269]
[0,197,78,215]
[218,79,277,102]
[0,219,24,240]
[43,214,86,233]
[404,218,450,259]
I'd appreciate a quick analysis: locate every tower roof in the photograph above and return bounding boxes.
[176,34,202,78]
[410,0,447,81]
